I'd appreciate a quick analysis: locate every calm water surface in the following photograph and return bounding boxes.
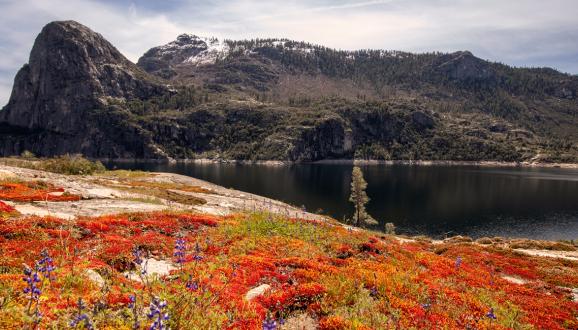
[105,162,578,240]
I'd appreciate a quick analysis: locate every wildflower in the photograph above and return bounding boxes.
[369,286,378,297]
[69,298,93,330]
[262,315,277,330]
[455,256,462,270]
[132,247,147,275]
[192,242,203,262]
[128,295,140,330]
[38,249,56,281]
[22,265,43,327]
[486,308,497,320]
[173,238,186,264]
[32,309,43,325]
[128,295,136,309]
[186,275,199,291]
[147,297,169,330]
[132,247,143,265]
[22,265,41,303]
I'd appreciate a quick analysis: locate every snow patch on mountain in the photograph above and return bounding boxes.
[156,34,208,56]
[184,37,230,66]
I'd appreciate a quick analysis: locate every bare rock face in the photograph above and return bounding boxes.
[137,34,218,78]
[434,51,497,83]
[0,21,169,159]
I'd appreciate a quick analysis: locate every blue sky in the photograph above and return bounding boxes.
[0,0,577,106]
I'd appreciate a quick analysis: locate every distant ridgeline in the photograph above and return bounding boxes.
[0,21,577,162]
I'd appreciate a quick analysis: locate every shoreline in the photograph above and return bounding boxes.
[100,158,578,169]
[1,163,576,246]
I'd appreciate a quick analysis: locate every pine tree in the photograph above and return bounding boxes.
[349,166,377,227]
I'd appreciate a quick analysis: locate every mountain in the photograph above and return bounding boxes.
[0,21,170,158]
[1,21,577,162]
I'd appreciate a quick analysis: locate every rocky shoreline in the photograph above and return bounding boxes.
[100,158,578,169]
[0,164,323,220]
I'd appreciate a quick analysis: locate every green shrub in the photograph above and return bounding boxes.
[384,222,396,235]
[41,154,106,175]
[20,150,36,159]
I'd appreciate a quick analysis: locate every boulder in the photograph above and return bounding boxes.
[245,284,271,301]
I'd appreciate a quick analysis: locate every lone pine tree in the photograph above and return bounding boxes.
[349,166,378,227]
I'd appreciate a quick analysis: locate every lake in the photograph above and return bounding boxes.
[104,162,578,240]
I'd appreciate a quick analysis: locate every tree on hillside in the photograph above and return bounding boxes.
[349,166,378,227]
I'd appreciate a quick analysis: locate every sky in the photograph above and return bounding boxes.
[0,0,577,106]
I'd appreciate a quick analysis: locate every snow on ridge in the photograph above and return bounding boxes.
[155,34,207,56]
[155,33,412,66]
[184,37,230,66]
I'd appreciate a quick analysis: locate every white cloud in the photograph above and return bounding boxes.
[0,0,577,106]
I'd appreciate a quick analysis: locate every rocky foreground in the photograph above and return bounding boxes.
[0,165,577,329]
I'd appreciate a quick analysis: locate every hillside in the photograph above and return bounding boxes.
[0,165,576,329]
[0,21,577,162]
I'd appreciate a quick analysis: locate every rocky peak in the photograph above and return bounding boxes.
[0,20,164,132]
[137,34,228,78]
[434,50,497,82]
[0,20,168,159]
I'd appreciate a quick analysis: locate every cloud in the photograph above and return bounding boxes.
[0,0,577,106]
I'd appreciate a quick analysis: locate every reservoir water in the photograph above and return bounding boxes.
[105,162,578,240]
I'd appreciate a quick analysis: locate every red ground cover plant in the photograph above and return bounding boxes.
[0,181,81,202]
[0,201,15,215]
[0,211,576,329]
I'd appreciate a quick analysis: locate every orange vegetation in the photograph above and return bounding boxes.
[0,210,576,329]
[0,181,80,202]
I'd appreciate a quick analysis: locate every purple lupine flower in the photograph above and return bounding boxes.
[69,298,93,329]
[132,247,147,275]
[22,265,41,302]
[173,238,186,264]
[38,249,56,281]
[128,295,136,309]
[132,247,143,265]
[455,256,462,270]
[128,295,140,330]
[192,242,203,262]
[186,275,199,291]
[32,309,43,325]
[369,286,378,297]
[486,308,497,320]
[147,297,169,330]
[262,316,277,330]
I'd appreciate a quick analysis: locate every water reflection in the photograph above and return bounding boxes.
[105,162,578,240]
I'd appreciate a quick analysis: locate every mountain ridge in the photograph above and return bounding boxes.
[0,20,577,162]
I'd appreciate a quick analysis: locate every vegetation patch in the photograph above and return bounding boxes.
[0,210,575,329]
[97,179,214,206]
[0,181,80,202]
[0,154,105,175]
